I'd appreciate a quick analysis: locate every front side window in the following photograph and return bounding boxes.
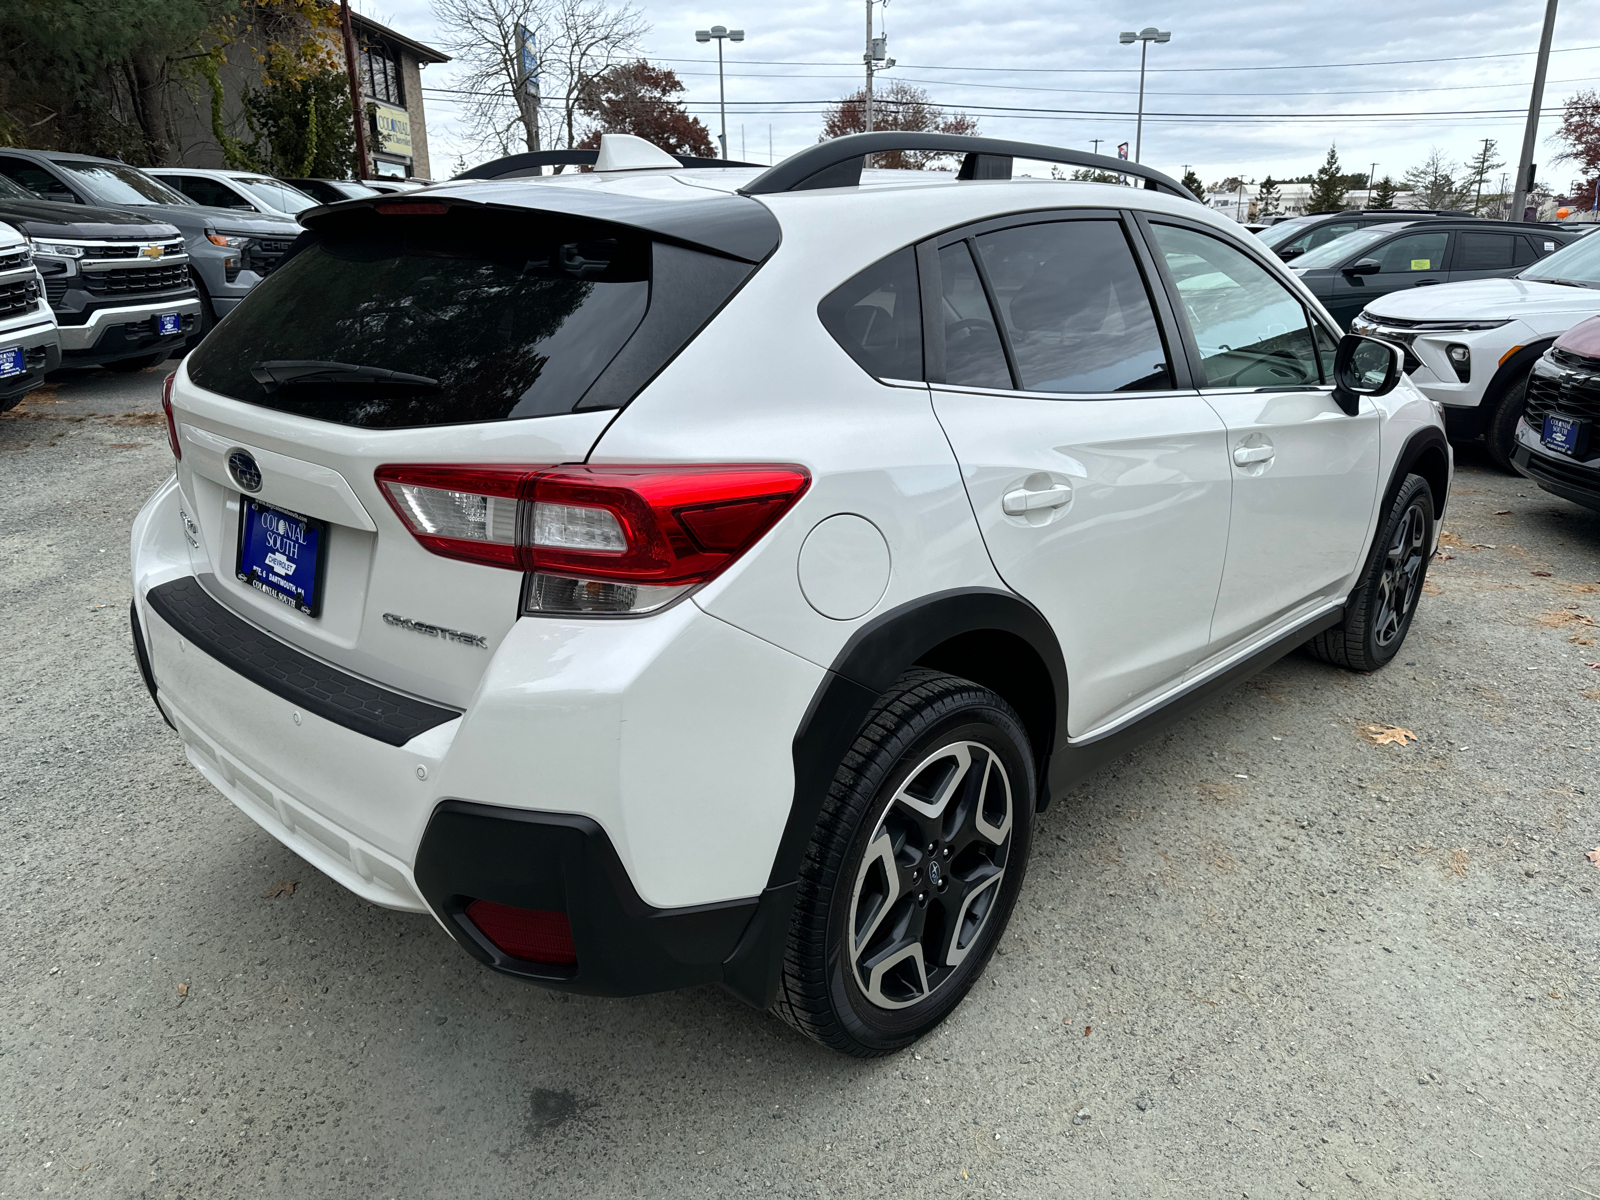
[974,219,1171,393]
[937,242,1011,389]
[1292,220,1359,254]
[817,247,922,380]
[1373,231,1448,273]
[170,175,250,209]
[1149,223,1321,388]
[0,159,78,203]
[236,177,318,215]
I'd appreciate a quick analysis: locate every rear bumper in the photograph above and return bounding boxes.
[130,475,825,991]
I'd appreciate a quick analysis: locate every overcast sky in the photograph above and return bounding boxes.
[352,0,1600,194]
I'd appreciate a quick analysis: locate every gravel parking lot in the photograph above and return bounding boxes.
[3,365,1599,1199]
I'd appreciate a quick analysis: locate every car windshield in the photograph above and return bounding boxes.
[1518,232,1600,287]
[1255,217,1318,249]
[235,177,318,214]
[55,161,189,206]
[1292,227,1396,270]
[335,181,382,199]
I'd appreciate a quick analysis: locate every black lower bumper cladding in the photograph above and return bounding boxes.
[413,801,760,998]
[1514,444,1600,513]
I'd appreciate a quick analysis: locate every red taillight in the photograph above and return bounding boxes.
[374,202,448,216]
[465,900,577,966]
[161,372,181,460]
[374,463,811,586]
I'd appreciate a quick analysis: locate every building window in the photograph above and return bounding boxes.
[361,41,402,106]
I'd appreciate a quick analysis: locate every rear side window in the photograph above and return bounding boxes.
[974,220,1171,393]
[1456,232,1516,271]
[186,213,652,427]
[937,242,1011,389]
[817,247,922,380]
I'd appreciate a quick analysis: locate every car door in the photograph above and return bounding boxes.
[1141,219,1381,655]
[926,212,1234,736]
[1447,230,1523,284]
[1324,229,1451,328]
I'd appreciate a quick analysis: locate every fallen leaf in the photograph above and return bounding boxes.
[1582,689,1600,701]
[1532,570,1553,577]
[1470,544,1496,551]
[108,442,143,450]
[1433,551,1454,561]
[1422,580,1442,595]
[177,983,188,997]
[1084,1026,1092,1037]
[1550,992,1562,999]
[1359,723,1417,746]
[1494,509,1512,515]
[1573,635,1597,647]
[1536,610,1596,629]
[1438,531,1466,548]
[1450,849,1468,877]
[1587,848,1600,869]
[263,880,298,898]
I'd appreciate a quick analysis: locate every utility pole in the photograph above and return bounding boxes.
[864,0,873,134]
[1091,139,1103,155]
[1511,0,1558,222]
[339,0,369,179]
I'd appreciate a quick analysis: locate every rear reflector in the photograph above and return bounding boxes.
[375,463,810,598]
[465,900,577,966]
[161,372,181,460]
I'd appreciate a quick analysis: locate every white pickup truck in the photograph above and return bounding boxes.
[0,219,60,413]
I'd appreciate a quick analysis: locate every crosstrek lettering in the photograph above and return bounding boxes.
[382,612,488,648]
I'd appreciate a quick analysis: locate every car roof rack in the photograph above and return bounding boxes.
[737,132,1195,201]
[455,149,764,181]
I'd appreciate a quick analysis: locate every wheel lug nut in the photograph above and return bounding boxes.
[941,847,950,857]
[917,892,927,904]
[926,843,935,854]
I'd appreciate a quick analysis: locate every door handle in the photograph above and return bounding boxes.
[1233,444,1275,466]
[1002,483,1072,515]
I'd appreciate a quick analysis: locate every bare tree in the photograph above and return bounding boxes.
[431,0,645,158]
[1402,148,1467,210]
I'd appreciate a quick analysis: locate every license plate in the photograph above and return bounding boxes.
[1542,413,1591,458]
[236,498,327,616]
[0,346,21,378]
[157,313,181,336]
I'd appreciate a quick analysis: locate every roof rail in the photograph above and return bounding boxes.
[737,132,1195,201]
[455,149,764,181]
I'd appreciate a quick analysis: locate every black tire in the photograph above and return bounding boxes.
[775,669,1035,1057]
[1305,473,1434,672]
[102,352,168,373]
[1483,366,1531,472]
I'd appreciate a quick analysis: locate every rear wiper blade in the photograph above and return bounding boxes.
[250,360,439,393]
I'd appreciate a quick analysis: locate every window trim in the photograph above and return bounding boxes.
[1133,211,1340,392]
[921,206,1194,397]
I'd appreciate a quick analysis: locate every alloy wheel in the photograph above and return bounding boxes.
[1373,498,1428,647]
[847,740,1014,1010]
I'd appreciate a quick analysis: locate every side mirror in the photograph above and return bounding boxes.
[1277,245,1305,261]
[1343,257,1382,277]
[1331,334,1403,414]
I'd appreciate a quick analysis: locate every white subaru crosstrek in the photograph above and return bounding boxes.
[130,132,1450,1057]
[1350,228,1600,470]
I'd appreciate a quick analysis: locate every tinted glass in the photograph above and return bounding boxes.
[237,177,318,214]
[1291,226,1396,270]
[0,159,78,202]
[1150,223,1320,388]
[1291,221,1359,254]
[186,215,653,427]
[1519,232,1600,285]
[1314,323,1339,383]
[1255,216,1317,249]
[938,241,1011,389]
[1513,236,1542,267]
[174,176,249,209]
[818,247,922,380]
[0,172,38,202]
[55,161,188,205]
[1456,232,1516,271]
[975,220,1170,392]
[1374,231,1447,273]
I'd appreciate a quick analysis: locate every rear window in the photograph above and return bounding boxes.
[186,211,652,427]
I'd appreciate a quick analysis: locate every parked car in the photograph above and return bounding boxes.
[0,150,300,342]
[1349,229,1600,468]
[281,178,383,206]
[129,132,1448,1057]
[0,220,60,409]
[1290,218,1576,332]
[0,172,197,371]
[1256,210,1464,262]
[146,168,319,221]
[1510,315,1600,510]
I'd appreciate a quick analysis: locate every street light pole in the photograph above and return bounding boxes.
[1511,0,1558,222]
[1118,25,1170,164]
[695,23,745,159]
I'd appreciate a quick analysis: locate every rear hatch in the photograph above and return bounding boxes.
[169,183,777,707]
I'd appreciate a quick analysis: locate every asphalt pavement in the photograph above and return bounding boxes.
[3,364,1599,1199]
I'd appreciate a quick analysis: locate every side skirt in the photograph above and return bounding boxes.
[1046,606,1344,799]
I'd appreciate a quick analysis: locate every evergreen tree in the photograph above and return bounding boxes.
[1256,175,1281,218]
[1403,148,1465,210]
[1369,175,1400,209]
[1305,144,1349,213]
[1180,168,1205,201]
[1462,139,1504,214]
